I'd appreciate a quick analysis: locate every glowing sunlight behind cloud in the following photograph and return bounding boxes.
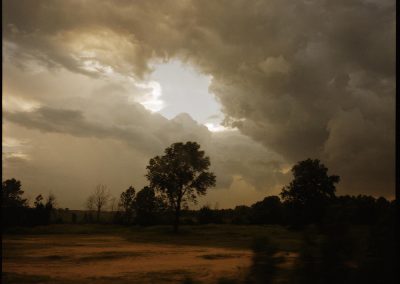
[204,123,235,133]
[134,81,164,112]
[148,60,228,131]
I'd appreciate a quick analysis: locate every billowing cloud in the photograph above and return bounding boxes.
[3,57,286,209]
[2,0,395,207]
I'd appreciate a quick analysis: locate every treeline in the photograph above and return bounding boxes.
[1,157,395,229]
[2,181,394,229]
[1,179,56,227]
[195,194,395,227]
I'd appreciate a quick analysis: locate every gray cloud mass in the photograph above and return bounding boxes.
[2,0,395,207]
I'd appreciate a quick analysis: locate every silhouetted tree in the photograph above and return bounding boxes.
[71,213,77,224]
[85,195,95,222]
[109,196,117,212]
[146,142,216,232]
[118,186,136,224]
[232,205,252,224]
[33,194,45,225]
[198,205,215,224]
[2,178,27,208]
[324,195,392,226]
[32,193,56,225]
[44,194,56,223]
[280,159,339,225]
[86,184,110,222]
[34,194,44,209]
[135,186,165,226]
[251,196,283,224]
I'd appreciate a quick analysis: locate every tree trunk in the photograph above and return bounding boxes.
[173,206,180,233]
[97,207,100,223]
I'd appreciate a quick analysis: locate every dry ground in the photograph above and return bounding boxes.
[2,225,303,283]
[3,234,253,283]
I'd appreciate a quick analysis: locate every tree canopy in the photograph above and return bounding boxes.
[2,178,27,208]
[281,159,339,204]
[119,186,136,223]
[280,158,340,225]
[146,141,216,232]
[135,186,165,226]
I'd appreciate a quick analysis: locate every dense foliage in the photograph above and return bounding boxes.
[146,141,216,232]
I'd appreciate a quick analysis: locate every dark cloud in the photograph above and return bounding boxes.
[3,0,395,200]
[4,106,166,154]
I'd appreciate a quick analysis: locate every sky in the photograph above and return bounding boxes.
[2,0,395,209]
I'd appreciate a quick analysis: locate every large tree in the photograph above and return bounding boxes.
[146,142,216,232]
[280,158,340,224]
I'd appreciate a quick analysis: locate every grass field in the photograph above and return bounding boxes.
[2,224,311,283]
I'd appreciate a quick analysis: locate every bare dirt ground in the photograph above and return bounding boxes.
[2,235,253,283]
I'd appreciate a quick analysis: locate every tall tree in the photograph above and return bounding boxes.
[146,142,216,232]
[280,158,340,224]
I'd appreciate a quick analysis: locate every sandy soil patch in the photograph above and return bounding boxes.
[3,235,252,283]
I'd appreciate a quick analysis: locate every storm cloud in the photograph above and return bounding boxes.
[3,0,395,207]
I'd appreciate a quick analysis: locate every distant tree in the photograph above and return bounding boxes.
[135,186,165,226]
[2,178,27,208]
[280,159,340,225]
[71,213,77,224]
[251,196,283,224]
[33,193,56,225]
[118,186,136,224]
[232,205,252,224]
[45,193,56,210]
[33,194,45,225]
[86,184,110,222]
[83,212,90,223]
[198,205,216,224]
[34,194,45,209]
[109,196,117,212]
[45,193,56,224]
[85,194,95,222]
[146,142,216,232]
[86,195,95,210]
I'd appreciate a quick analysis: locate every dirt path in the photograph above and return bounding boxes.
[3,235,253,283]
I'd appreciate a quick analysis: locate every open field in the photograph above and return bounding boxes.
[2,224,304,283]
